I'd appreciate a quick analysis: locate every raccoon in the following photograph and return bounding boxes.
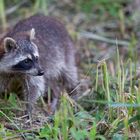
[0,14,78,113]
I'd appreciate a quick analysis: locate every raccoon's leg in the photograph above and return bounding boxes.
[48,79,62,113]
[0,75,12,93]
[62,66,79,95]
[47,66,78,113]
[24,76,45,115]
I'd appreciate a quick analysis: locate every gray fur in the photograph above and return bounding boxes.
[0,14,78,112]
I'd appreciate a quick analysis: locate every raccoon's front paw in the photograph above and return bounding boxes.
[42,98,58,115]
[50,98,58,113]
[24,103,34,123]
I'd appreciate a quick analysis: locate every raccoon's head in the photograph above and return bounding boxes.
[0,28,44,76]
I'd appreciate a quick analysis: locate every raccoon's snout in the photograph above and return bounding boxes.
[27,67,44,76]
[37,69,44,76]
[35,63,44,76]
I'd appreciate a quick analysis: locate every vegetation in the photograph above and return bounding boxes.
[0,0,140,139]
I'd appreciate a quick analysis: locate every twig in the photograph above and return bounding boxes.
[79,31,130,46]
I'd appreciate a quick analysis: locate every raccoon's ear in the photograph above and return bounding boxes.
[30,28,35,40]
[3,37,17,52]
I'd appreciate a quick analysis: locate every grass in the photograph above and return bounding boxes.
[33,0,48,15]
[0,0,7,30]
[1,46,140,139]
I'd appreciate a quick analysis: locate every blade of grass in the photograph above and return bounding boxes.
[0,110,26,140]
[0,0,7,30]
[111,114,140,135]
[102,61,112,119]
[95,65,99,91]
[34,0,48,15]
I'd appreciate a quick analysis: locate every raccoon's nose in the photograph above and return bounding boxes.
[38,69,44,76]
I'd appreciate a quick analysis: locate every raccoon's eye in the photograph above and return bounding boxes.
[24,58,32,63]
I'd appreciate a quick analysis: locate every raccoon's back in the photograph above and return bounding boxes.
[7,14,71,46]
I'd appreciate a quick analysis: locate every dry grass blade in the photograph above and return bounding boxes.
[79,31,130,46]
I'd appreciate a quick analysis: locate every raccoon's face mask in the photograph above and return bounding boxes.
[2,29,44,76]
[11,53,44,76]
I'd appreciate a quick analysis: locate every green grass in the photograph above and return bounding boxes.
[1,47,140,139]
[0,0,7,30]
[76,0,125,18]
[33,0,48,15]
